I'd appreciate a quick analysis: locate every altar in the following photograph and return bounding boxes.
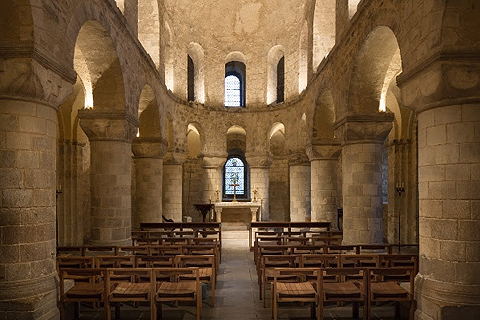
[214,202,261,223]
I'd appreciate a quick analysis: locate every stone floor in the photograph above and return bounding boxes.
[73,232,403,319]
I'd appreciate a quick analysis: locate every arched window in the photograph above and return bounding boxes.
[276,56,285,103]
[223,155,249,201]
[187,54,195,101]
[225,75,241,106]
[225,61,246,107]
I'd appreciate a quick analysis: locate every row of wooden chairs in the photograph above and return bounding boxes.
[257,253,418,308]
[270,266,415,320]
[58,237,221,260]
[59,267,203,320]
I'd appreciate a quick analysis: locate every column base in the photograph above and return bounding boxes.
[415,274,480,320]
[0,275,59,320]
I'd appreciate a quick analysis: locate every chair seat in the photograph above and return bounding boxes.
[67,282,115,299]
[157,281,197,297]
[323,281,362,299]
[111,282,151,298]
[277,282,316,299]
[371,281,408,299]
[180,268,212,280]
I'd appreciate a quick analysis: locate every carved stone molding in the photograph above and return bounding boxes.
[306,139,341,161]
[287,151,310,166]
[245,153,273,168]
[132,137,168,158]
[0,57,74,108]
[78,109,139,142]
[333,113,394,145]
[163,151,188,165]
[397,51,480,112]
[202,155,227,168]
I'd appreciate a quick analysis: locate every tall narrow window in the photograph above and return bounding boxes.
[225,61,246,107]
[223,155,249,201]
[225,75,241,106]
[187,55,195,101]
[276,56,285,103]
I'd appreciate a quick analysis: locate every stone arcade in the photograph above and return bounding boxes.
[0,0,479,319]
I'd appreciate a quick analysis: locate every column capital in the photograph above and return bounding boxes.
[245,153,272,168]
[79,109,139,142]
[201,154,227,168]
[0,56,75,108]
[397,50,480,113]
[287,151,310,166]
[333,113,394,146]
[132,137,168,158]
[306,139,341,161]
[164,152,188,165]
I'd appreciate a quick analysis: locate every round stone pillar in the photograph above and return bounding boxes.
[202,155,226,203]
[399,54,480,319]
[334,114,393,244]
[163,152,187,222]
[79,110,137,245]
[0,58,74,319]
[288,152,311,222]
[246,154,272,221]
[307,141,341,228]
[132,137,167,229]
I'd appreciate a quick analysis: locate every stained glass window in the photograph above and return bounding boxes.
[224,157,245,195]
[225,75,241,107]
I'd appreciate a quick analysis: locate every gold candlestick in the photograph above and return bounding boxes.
[253,189,258,202]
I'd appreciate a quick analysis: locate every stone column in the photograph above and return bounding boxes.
[0,58,74,318]
[132,137,167,229]
[307,141,341,229]
[334,114,393,244]
[399,56,480,319]
[202,155,226,203]
[79,110,137,245]
[163,152,187,222]
[288,152,311,222]
[247,154,272,221]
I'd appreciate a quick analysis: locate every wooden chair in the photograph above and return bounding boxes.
[188,237,221,263]
[56,256,97,283]
[367,267,415,319]
[154,267,202,320]
[183,244,219,272]
[259,254,299,307]
[105,268,156,320]
[318,267,368,320]
[300,254,339,282]
[175,254,216,306]
[161,237,189,246]
[272,268,320,320]
[340,254,380,269]
[290,244,325,255]
[59,268,112,320]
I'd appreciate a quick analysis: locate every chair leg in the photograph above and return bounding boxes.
[197,291,202,320]
[115,302,121,320]
[59,302,66,320]
[273,294,277,320]
[352,301,359,318]
[409,300,415,320]
[318,297,323,320]
[150,298,156,320]
[104,301,110,320]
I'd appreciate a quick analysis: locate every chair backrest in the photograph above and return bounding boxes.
[57,246,83,256]
[175,254,215,269]
[116,245,150,256]
[83,246,116,256]
[96,255,135,268]
[261,254,299,269]
[149,244,183,256]
[367,267,415,299]
[57,256,96,271]
[339,254,380,268]
[300,254,339,268]
[135,255,175,268]
[379,254,418,274]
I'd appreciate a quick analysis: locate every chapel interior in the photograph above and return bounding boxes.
[0,0,479,319]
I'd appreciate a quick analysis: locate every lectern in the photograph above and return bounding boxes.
[193,204,214,222]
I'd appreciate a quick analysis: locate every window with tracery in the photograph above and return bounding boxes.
[223,156,248,200]
[225,61,246,107]
[225,75,241,107]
